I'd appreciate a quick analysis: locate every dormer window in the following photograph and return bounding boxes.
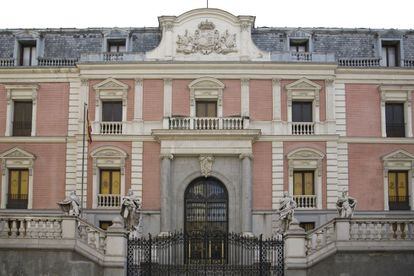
[107,39,126,53]
[290,39,308,52]
[19,41,37,66]
[381,40,400,67]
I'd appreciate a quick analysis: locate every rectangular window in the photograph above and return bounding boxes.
[290,40,308,52]
[292,101,312,122]
[381,41,399,67]
[100,169,121,195]
[196,101,217,117]
[102,101,122,122]
[299,222,315,232]
[20,42,36,66]
[99,221,113,230]
[108,40,126,52]
[7,169,29,209]
[386,103,405,137]
[13,101,33,136]
[388,171,410,210]
[293,171,314,195]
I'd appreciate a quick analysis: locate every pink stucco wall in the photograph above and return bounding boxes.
[172,80,191,116]
[346,84,381,137]
[87,141,132,209]
[143,79,164,121]
[253,142,272,210]
[348,143,414,210]
[142,142,160,210]
[250,79,273,121]
[283,141,327,208]
[222,79,241,117]
[0,143,66,209]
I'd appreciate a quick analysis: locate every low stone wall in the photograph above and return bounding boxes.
[307,251,414,276]
[0,249,104,276]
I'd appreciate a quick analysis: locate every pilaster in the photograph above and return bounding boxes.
[241,78,250,117]
[160,153,174,234]
[240,153,253,234]
[272,141,284,210]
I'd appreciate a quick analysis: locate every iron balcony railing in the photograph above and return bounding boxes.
[6,194,28,209]
[389,196,410,210]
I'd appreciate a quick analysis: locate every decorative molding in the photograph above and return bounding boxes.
[91,146,128,175]
[160,154,174,160]
[188,77,225,116]
[176,20,237,55]
[239,153,253,160]
[199,155,214,177]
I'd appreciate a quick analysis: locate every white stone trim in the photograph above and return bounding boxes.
[326,141,338,209]
[241,78,249,117]
[379,85,414,138]
[163,79,173,128]
[134,79,143,120]
[334,82,347,136]
[4,84,38,137]
[188,77,225,117]
[131,141,143,201]
[382,149,414,211]
[337,142,349,194]
[92,78,129,123]
[90,146,128,208]
[285,78,322,134]
[287,148,324,209]
[272,141,284,209]
[272,79,281,121]
[0,147,35,209]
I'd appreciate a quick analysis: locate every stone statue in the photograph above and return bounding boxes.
[277,191,297,232]
[57,190,81,216]
[120,189,141,233]
[336,189,357,218]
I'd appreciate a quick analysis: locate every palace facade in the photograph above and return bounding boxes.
[0,8,413,275]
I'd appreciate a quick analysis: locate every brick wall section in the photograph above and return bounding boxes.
[142,142,161,210]
[143,79,164,121]
[253,142,272,210]
[222,79,241,117]
[345,84,381,137]
[348,144,414,210]
[88,79,134,121]
[86,141,132,209]
[249,79,272,121]
[36,83,69,136]
[281,79,326,122]
[0,143,66,209]
[172,80,190,116]
[0,85,6,136]
[283,141,327,208]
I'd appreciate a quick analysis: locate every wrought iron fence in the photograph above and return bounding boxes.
[127,231,284,276]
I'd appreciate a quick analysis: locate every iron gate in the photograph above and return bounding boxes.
[127,232,284,276]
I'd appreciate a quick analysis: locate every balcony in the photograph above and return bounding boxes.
[338,58,381,67]
[0,57,77,67]
[91,121,137,135]
[168,116,247,130]
[294,195,317,209]
[291,122,315,135]
[0,58,15,67]
[270,52,335,63]
[97,194,121,208]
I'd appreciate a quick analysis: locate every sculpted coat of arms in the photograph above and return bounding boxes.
[176,20,237,55]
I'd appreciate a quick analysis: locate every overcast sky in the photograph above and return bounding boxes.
[0,0,413,29]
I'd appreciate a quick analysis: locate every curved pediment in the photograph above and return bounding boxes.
[189,77,225,90]
[146,8,269,61]
[287,148,324,160]
[91,146,127,158]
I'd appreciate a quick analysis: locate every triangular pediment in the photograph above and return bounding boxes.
[285,78,321,91]
[287,148,324,160]
[382,149,414,161]
[93,78,129,91]
[0,147,35,159]
[91,146,127,158]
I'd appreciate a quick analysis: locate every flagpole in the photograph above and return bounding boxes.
[81,103,87,213]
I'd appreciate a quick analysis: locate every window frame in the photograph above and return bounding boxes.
[289,39,309,53]
[107,39,127,53]
[7,169,29,209]
[380,40,401,67]
[19,41,37,66]
[292,101,313,122]
[12,100,33,136]
[387,170,410,210]
[293,170,315,195]
[196,100,218,117]
[385,102,405,137]
[188,77,225,118]
[99,168,121,195]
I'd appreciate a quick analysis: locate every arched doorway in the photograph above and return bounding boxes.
[184,177,228,263]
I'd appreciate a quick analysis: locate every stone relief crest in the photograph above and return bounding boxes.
[199,155,214,177]
[176,20,237,55]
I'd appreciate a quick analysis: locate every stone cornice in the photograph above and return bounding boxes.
[152,129,261,141]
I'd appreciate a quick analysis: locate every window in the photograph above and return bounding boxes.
[388,171,410,210]
[19,41,37,66]
[99,221,113,230]
[299,222,315,232]
[386,103,405,137]
[102,101,122,122]
[292,101,312,122]
[290,39,308,52]
[196,101,217,117]
[100,169,121,195]
[107,40,126,53]
[7,169,29,209]
[381,41,399,67]
[293,171,314,195]
[13,101,32,136]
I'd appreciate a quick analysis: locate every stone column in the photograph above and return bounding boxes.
[160,154,173,235]
[240,153,253,235]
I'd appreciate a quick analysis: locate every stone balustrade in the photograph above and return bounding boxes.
[97,121,124,135]
[403,59,414,68]
[97,194,121,208]
[0,58,16,67]
[338,58,381,67]
[291,52,312,61]
[271,52,335,62]
[294,194,317,208]
[77,219,107,253]
[80,52,145,62]
[169,116,246,130]
[38,57,78,67]
[291,122,315,135]
[306,220,335,255]
[0,216,62,239]
[350,218,414,241]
